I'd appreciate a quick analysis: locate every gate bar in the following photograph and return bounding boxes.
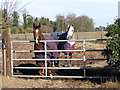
[13,58,84,61]
[12,75,111,78]
[44,41,47,76]
[11,41,13,76]
[11,39,108,43]
[13,67,116,69]
[14,50,84,52]
[83,40,86,77]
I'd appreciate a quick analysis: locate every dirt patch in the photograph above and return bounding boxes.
[2,76,120,88]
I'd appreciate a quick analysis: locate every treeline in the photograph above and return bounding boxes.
[1,9,95,34]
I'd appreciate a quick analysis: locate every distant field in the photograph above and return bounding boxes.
[11,31,108,40]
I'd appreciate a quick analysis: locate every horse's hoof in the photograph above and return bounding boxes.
[58,64,61,67]
[69,64,72,67]
[56,64,60,67]
[52,63,55,67]
[54,63,59,67]
[50,74,53,79]
[41,74,44,76]
[65,64,68,67]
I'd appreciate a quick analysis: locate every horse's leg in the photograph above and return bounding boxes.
[52,59,55,67]
[41,64,45,75]
[54,57,59,67]
[39,70,42,75]
[57,52,60,67]
[50,57,54,67]
[36,61,43,75]
[49,61,52,76]
[65,54,68,67]
[69,53,72,67]
[47,61,53,79]
[57,57,60,67]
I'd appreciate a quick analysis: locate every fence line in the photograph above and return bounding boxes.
[11,32,108,40]
[11,39,115,78]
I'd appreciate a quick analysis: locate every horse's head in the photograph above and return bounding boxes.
[66,25,74,40]
[33,23,44,44]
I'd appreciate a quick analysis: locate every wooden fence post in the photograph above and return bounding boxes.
[101,28,103,39]
[77,30,79,39]
[2,29,11,77]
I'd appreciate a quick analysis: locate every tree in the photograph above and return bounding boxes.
[0,0,19,28]
[40,17,46,25]
[40,17,54,33]
[0,0,31,29]
[0,0,26,29]
[13,11,19,27]
[22,9,28,29]
[72,15,94,32]
[66,13,76,25]
[34,17,39,25]
[10,27,19,34]
[18,26,24,33]
[2,9,8,29]
[102,19,120,68]
[40,17,49,25]
[55,14,65,32]
[27,14,33,28]
[55,14,94,32]
[25,28,33,33]
[53,22,57,32]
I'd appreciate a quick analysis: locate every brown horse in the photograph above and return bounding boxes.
[33,23,59,76]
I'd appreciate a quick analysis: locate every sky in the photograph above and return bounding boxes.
[20,0,120,27]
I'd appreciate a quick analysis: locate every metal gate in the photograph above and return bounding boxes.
[11,39,115,78]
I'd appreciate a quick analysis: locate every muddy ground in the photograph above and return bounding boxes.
[2,42,120,88]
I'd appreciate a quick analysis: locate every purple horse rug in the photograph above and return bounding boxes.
[35,35,59,66]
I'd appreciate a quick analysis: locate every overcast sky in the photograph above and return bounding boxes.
[20,0,119,27]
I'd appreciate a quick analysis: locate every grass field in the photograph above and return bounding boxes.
[11,31,108,40]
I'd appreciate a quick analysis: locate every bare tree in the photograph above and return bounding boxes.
[0,0,31,28]
[0,0,20,27]
[66,13,76,25]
